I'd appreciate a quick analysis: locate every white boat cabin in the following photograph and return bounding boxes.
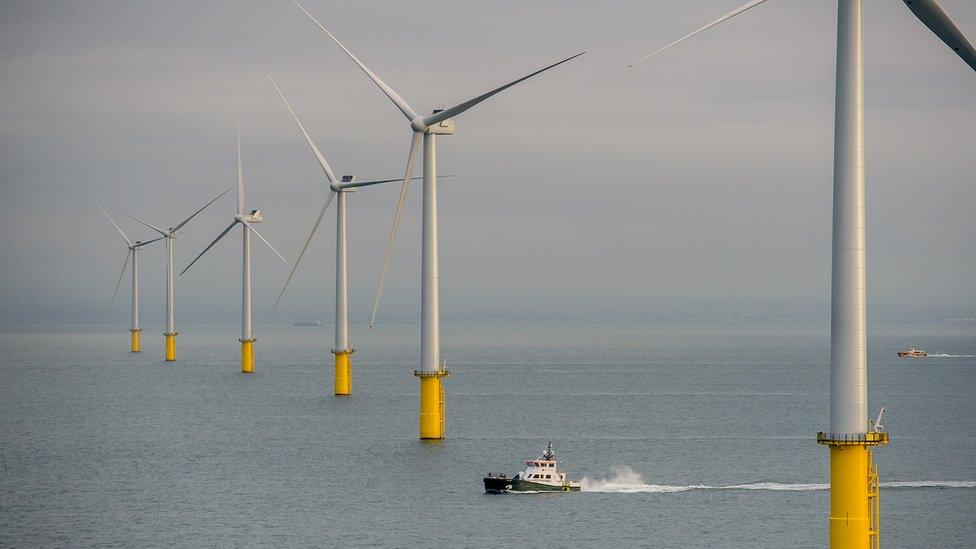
[514,458,568,485]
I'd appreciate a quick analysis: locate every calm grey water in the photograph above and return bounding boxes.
[1,320,973,547]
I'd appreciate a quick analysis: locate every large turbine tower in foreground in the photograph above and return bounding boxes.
[629,1,975,546]
[292,0,583,439]
[95,200,162,352]
[181,118,286,373]
[121,188,231,361]
[270,75,413,396]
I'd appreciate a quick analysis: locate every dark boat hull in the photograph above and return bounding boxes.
[483,477,580,493]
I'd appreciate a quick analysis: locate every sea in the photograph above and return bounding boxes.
[1,320,973,547]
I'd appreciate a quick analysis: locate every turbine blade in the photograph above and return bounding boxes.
[268,74,340,185]
[341,175,421,189]
[179,221,238,276]
[628,0,770,68]
[237,115,245,215]
[132,236,165,248]
[902,0,976,72]
[172,187,233,233]
[109,250,130,311]
[117,210,167,236]
[369,132,421,327]
[242,221,287,262]
[274,190,336,310]
[341,174,454,190]
[423,52,586,126]
[292,0,419,121]
[94,199,133,247]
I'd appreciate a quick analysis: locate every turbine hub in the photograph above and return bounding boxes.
[410,117,429,133]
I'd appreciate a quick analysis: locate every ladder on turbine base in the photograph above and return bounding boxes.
[438,377,446,436]
[868,449,880,549]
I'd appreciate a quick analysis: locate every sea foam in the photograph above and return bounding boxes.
[580,467,976,493]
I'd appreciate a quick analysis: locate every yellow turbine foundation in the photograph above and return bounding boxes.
[818,431,888,549]
[164,333,176,361]
[130,329,141,353]
[415,370,450,440]
[241,339,254,373]
[332,350,353,396]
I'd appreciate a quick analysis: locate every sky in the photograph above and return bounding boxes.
[0,0,974,326]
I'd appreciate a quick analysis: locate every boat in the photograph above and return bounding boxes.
[897,347,927,358]
[293,321,323,327]
[484,440,581,493]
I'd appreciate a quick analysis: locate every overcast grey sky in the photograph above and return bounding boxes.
[1,0,974,325]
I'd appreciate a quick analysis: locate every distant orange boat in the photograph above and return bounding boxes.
[897,347,927,358]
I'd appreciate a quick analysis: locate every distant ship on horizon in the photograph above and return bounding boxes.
[897,347,927,358]
[293,320,323,327]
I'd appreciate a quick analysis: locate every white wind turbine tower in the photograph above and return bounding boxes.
[180,118,286,373]
[95,200,163,353]
[120,187,231,361]
[628,1,975,546]
[269,74,421,396]
[292,0,584,439]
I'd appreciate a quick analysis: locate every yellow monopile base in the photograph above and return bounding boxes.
[333,350,352,396]
[164,333,176,362]
[130,329,141,353]
[241,339,254,373]
[415,370,450,440]
[818,431,888,548]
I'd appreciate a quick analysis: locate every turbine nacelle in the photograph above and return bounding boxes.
[336,175,357,193]
[410,113,455,135]
[425,110,455,135]
[237,209,263,223]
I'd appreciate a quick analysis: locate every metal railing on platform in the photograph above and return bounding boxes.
[816,431,889,446]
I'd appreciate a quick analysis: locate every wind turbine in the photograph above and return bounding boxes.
[180,118,286,373]
[629,1,975,546]
[95,200,163,352]
[292,0,584,439]
[120,187,231,361]
[269,74,422,395]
